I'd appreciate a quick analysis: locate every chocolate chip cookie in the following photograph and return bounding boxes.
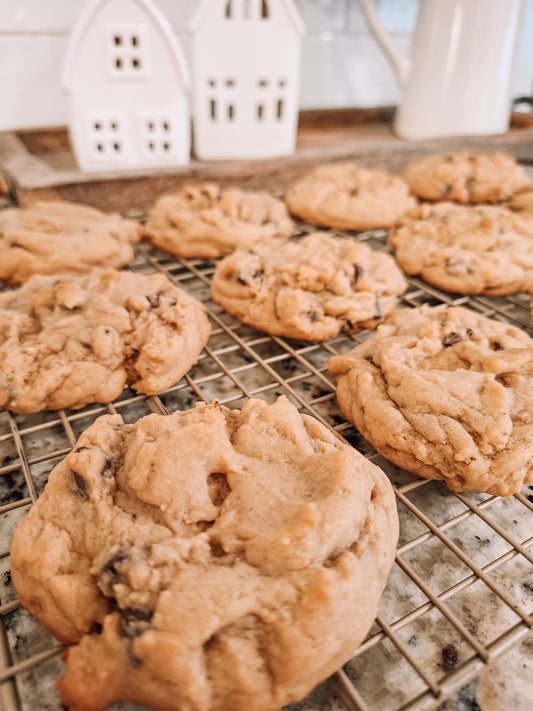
[402,151,531,204]
[143,183,295,259]
[211,233,407,341]
[284,161,417,230]
[329,305,533,495]
[10,396,398,711]
[0,269,210,413]
[388,202,533,295]
[0,200,141,285]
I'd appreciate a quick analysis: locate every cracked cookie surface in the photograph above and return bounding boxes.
[329,305,533,495]
[402,151,531,204]
[0,269,210,413]
[143,183,294,258]
[0,201,140,285]
[388,202,533,295]
[10,396,398,711]
[284,161,416,230]
[211,233,407,340]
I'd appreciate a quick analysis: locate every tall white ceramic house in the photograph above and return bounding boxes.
[63,0,191,172]
[189,0,305,160]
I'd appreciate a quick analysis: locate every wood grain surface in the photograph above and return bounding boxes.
[1,108,532,215]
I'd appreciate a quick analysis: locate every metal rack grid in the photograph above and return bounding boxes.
[0,204,532,711]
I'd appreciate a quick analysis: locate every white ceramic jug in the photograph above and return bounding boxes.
[359,0,524,140]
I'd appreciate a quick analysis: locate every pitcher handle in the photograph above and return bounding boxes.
[359,0,410,88]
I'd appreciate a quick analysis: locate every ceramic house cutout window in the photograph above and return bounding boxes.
[141,114,176,157]
[89,113,126,157]
[63,0,191,173]
[224,0,270,20]
[107,25,148,77]
[190,0,305,160]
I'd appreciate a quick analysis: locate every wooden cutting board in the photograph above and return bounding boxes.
[1,108,532,216]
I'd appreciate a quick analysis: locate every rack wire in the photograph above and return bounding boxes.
[0,191,532,711]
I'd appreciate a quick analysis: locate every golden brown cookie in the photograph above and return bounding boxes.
[284,161,417,230]
[402,151,531,204]
[143,183,294,258]
[388,202,533,295]
[0,269,210,413]
[329,305,533,495]
[11,396,398,711]
[211,232,407,340]
[0,200,140,285]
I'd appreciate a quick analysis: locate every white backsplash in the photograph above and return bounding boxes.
[0,0,532,130]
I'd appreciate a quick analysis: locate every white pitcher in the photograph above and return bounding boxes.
[359,0,524,140]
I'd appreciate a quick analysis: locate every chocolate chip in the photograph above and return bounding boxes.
[70,470,89,500]
[119,607,153,640]
[343,319,357,333]
[197,520,215,532]
[207,472,230,506]
[440,643,459,672]
[349,187,360,197]
[495,373,511,387]
[442,332,462,347]
[147,294,160,309]
[119,607,154,666]
[308,310,320,323]
[236,268,263,286]
[353,263,361,283]
[100,457,113,477]
[490,340,503,351]
[98,550,130,593]
[323,553,339,568]
[209,541,226,558]
[465,328,473,338]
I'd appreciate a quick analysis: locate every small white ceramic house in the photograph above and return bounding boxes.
[189,0,305,161]
[63,0,191,172]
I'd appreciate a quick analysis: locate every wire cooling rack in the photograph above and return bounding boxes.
[0,195,532,711]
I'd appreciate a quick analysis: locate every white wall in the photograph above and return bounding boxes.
[0,0,532,131]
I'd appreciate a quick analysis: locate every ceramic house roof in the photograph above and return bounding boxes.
[63,0,190,91]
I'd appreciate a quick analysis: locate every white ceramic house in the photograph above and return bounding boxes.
[189,0,305,160]
[63,0,191,172]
